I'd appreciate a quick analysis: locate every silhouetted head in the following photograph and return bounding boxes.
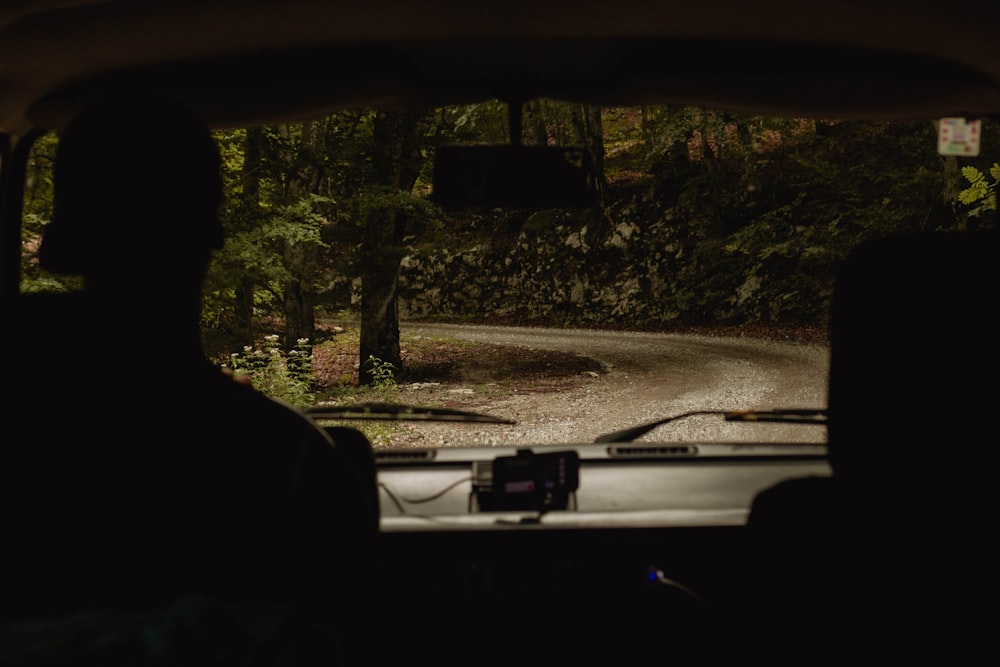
[39,90,224,289]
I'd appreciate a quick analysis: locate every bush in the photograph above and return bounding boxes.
[227,335,316,407]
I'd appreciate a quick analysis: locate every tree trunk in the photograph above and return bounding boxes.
[283,241,318,348]
[233,127,264,345]
[281,120,326,350]
[359,211,403,385]
[573,104,608,205]
[523,99,548,145]
[358,110,428,385]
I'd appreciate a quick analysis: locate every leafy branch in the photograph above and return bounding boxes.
[959,163,1000,217]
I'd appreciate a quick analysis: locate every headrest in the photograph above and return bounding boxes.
[826,231,1000,482]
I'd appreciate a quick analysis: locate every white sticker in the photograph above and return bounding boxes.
[938,117,981,156]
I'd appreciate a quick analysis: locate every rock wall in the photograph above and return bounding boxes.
[394,199,731,328]
[328,187,831,329]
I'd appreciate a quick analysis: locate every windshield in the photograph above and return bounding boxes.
[20,101,997,448]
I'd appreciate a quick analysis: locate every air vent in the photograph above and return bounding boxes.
[374,449,437,463]
[607,445,698,458]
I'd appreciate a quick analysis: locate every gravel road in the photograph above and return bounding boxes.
[388,323,830,448]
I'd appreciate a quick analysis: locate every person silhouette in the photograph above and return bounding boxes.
[1,90,378,665]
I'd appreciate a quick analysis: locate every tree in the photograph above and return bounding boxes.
[280,119,327,349]
[358,110,432,385]
[209,124,331,354]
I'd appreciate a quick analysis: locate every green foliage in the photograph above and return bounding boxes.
[959,163,1000,216]
[356,187,444,237]
[437,100,509,144]
[227,335,316,407]
[367,355,396,385]
[19,134,69,293]
[22,132,57,221]
[365,354,398,402]
[214,127,248,196]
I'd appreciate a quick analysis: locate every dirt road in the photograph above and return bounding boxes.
[387,323,830,448]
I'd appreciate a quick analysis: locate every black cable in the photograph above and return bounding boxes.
[378,476,472,515]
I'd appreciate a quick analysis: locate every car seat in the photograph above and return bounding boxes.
[739,231,1000,666]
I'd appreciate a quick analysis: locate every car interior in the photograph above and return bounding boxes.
[2,2,998,666]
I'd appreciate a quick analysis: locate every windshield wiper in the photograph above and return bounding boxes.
[306,403,516,424]
[593,408,828,443]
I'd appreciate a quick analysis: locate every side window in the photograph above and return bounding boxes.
[21,131,75,293]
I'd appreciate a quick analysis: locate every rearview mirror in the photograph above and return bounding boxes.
[431,145,599,208]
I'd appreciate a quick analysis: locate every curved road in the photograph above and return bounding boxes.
[396,322,830,447]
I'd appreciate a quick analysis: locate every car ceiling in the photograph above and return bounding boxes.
[3,0,1000,137]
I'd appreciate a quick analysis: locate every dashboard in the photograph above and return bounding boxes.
[369,441,830,666]
[375,442,830,531]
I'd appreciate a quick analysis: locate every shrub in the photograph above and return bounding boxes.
[227,335,316,407]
